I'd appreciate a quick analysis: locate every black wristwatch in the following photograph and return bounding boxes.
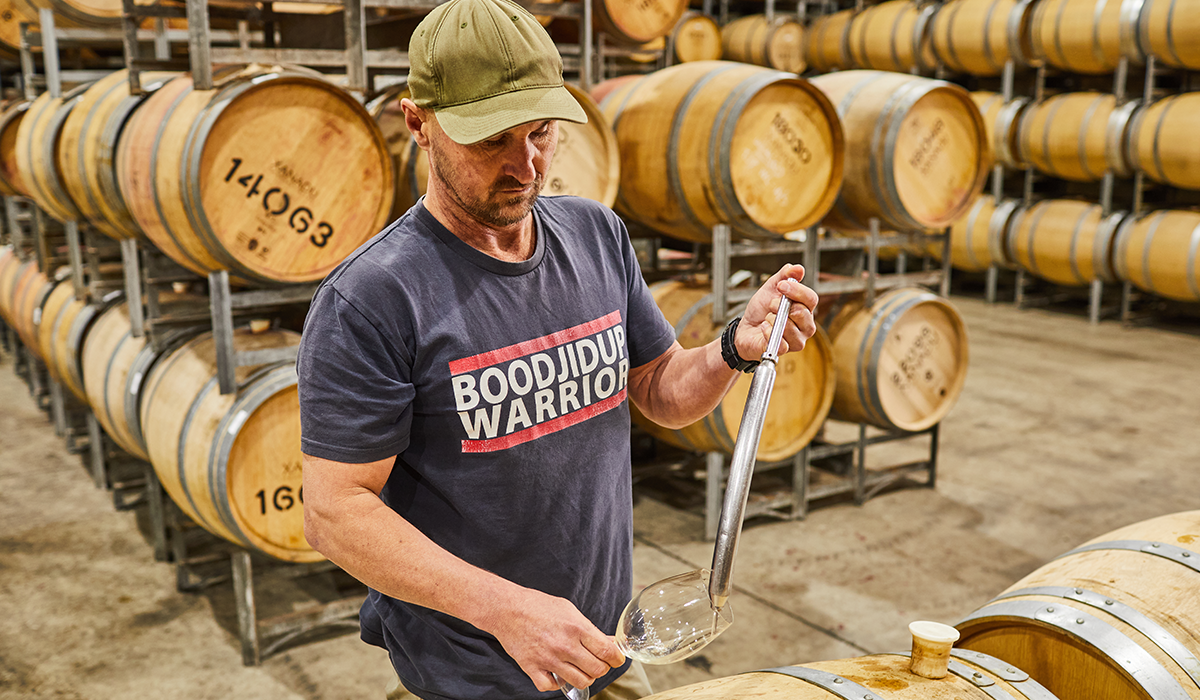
[720,316,759,373]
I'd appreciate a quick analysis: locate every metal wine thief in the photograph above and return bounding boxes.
[709,297,793,611]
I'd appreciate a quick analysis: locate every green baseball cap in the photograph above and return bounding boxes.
[408,0,588,145]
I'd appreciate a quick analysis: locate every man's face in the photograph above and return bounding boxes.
[426,118,558,228]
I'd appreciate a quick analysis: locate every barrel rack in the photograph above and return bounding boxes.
[635,218,949,540]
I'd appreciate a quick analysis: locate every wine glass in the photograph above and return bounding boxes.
[558,569,734,699]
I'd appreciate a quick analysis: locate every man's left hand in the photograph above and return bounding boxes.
[734,263,819,362]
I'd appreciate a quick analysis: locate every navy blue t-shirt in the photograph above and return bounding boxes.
[297,196,676,700]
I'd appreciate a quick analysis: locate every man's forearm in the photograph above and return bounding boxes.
[628,340,739,430]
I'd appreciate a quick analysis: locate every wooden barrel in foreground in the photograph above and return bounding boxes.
[0,99,30,196]
[594,0,688,45]
[931,0,1036,76]
[1132,0,1200,69]
[721,14,807,73]
[1007,199,1126,287]
[811,70,988,233]
[1018,92,1123,183]
[601,61,843,242]
[958,510,1200,700]
[825,287,969,432]
[14,83,92,223]
[638,648,1062,699]
[58,69,179,240]
[631,278,834,461]
[141,327,318,562]
[1030,0,1128,73]
[805,9,854,71]
[669,11,722,63]
[1113,209,1200,302]
[1125,93,1200,191]
[946,195,1022,272]
[118,66,393,285]
[847,0,937,73]
[370,82,620,219]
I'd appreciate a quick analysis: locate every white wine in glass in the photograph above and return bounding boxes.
[558,568,734,699]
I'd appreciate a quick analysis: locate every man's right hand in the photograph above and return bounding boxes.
[483,586,626,693]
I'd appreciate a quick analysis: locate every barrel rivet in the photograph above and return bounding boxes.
[1046,607,1055,613]
[1007,668,1017,674]
[864,695,874,700]
[973,672,983,679]
[1183,553,1191,558]
[1105,599,1114,605]
[1151,543,1161,548]
[1074,588,1083,594]
[833,679,843,685]
[1076,618,1085,624]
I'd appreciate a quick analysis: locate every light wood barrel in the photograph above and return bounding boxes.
[14,83,92,223]
[1018,92,1121,182]
[811,71,988,233]
[972,91,1005,171]
[631,278,834,461]
[48,294,99,403]
[1113,209,1200,302]
[26,0,122,27]
[806,9,854,71]
[932,0,1036,75]
[36,277,75,384]
[1007,199,1125,286]
[847,0,937,73]
[601,61,843,242]
[58,69,179,241]
[1125,93,1200,191]
[1030,0,1127,73]
[594,0,688,45]
[958,510,1200,700]
[0,247,20,326]
[0,99,30,196]
[0,0,37,60]
[670,11,722,63]
[638,649,1062,699]
[825,287,969,432]
[11,262,53,359]
[141,328,318,562]
[1132,0,1200,69]
[720,14,807,73]
[973,93,1030,170]
[370,82,619,217]
[946,195,1022,272]
[118,66,393,285]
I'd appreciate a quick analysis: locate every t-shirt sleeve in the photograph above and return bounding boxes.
[297,285,415,463]
[610,211,676,367]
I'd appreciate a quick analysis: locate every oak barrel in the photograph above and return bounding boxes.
[973,92,1029,170]
[1113,209,1200,302]
[811,70,988,233]
[370,82,619,219]
[36,277,76,385]
[14,83,92,223]
[117,65,393,285]
[82,302,199,461]
[1030,0,1128,73]
[1131,0,1200,69]
[825,287,969,432]
[958,510,1200,700]
[847,0,937,73]
[1018,92,1122,182]
[0,247,20,326]
[946,195,1022,271]
[601,61,843,242]
[1125,93,1200,191]
[636,649,1062,699]
[931,0,1036,76]
[0,99,30,196]
[10,262,53,359]
[47,293,102,403]
[1007,199,1126,286]
[58,69,179,241]
[971,91,1005,171]
[594,0,688,45]
[721,14,807,73]
[141,328,319,562]
[805,9,854,71]
[669,11,722,63]
[631,278,834,461]
[25,0,122,27]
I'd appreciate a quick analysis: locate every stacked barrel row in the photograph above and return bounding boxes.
[804,0,1200,78]
[628,508,1200,700]
[587,62,981,456]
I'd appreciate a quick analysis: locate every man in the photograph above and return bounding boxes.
[296,0,819,697]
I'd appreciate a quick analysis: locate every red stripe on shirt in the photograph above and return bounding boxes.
[448,311,622,376]
[461,388,627,453]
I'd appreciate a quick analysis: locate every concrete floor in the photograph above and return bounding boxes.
[2,296,1199,699]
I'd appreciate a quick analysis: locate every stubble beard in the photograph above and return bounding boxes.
[428,147,544,228]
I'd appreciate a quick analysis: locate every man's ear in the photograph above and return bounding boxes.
[400,98,431,150]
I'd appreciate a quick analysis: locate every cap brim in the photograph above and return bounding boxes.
[435,84,588,145]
